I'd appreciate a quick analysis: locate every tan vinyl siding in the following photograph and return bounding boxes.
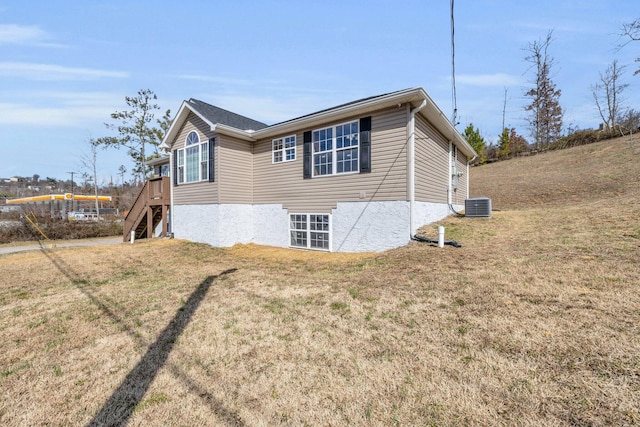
[218,135,253,204]
[252,107,408,212]
[414,115,450,203]
[452,151,468,204]
[172,112,219,205]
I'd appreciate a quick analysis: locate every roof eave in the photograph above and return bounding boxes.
[251,86,475,159]
[147,155,170,166]
[417,92,477,159]
[212,124,256,141]
[252,87,427,139]
[162,101,217,148]
[162,88,476,159]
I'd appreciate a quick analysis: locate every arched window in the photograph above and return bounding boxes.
[175,130,213,184]
[185,131,201,182]
[186,131,199,146]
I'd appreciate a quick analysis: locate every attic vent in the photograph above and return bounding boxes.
[465,197,492,218]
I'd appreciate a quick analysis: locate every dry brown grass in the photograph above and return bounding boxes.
[471,133,640,209]
[1,136,639,426]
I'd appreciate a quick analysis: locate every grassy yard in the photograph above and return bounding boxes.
[1,137,639,426]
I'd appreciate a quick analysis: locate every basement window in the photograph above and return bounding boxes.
[290,214,330,251]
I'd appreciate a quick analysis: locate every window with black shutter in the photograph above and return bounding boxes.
[208,138,215,182]
[304,116,372,178]
[303,131,312,179]
[359,116,371,173]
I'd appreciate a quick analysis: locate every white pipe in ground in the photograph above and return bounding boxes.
[438,226,445,248]
[130,230,135,244]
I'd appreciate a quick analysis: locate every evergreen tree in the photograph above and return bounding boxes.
[462,123,486,165]
[497,128,510,159]
[524,31,563,149]
[497,128,528,160]
[96,89,171,183]
[508,128,528,156]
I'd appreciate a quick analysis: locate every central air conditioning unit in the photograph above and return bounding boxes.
[465,197,492,218]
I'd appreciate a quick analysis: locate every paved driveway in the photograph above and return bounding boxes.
[0,237,123,255]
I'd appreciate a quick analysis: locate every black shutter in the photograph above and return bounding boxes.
[208,138,215,182]
[172,149,178,186]
[360,116,372,173]
[303,131,312,179]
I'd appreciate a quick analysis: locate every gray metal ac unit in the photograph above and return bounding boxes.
[465,197,492,218]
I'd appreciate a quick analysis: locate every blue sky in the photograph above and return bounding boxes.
[1,0,638,185]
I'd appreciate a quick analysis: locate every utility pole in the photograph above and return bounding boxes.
[502,87,508,131]
[67,171,79,213]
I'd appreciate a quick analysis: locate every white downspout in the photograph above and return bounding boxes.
[448,141,453,206]
[466,159,470,200]
[409,99,427,238]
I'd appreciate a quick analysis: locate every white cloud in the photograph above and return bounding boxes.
[0,62,128,80]
[0,92,124,127]
[456,73,522,87]
[0,24,65,47]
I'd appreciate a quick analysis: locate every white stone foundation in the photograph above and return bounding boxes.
[332,201,410,252]
[172,201,457,252]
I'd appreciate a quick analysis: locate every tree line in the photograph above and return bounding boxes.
[464,18,640,165]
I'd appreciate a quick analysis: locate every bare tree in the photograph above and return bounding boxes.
[591,60,628,135]
[617,108,640,134]
[620,19,640,75]
[81,137,101,218]
[524,30,563,149]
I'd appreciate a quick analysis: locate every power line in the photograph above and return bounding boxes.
[450,0,459,126]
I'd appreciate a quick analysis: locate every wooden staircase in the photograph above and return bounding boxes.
[123,176,171,241]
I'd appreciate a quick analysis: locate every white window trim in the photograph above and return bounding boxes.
[289,213,331,251]
[200,142,209,180]
[176,131,211,184]
[312,120,359,178]
[272,135,296,164]
[177,150,185,184]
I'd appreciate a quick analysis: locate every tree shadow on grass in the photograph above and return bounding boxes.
[36,243,245,426]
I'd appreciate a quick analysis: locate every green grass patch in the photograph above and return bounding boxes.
[134,392,169,412]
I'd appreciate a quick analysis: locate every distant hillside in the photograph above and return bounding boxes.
[469,134,640,210]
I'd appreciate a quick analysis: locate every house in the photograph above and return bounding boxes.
[160,87,476,252]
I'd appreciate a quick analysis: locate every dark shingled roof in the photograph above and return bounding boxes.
[269,89,412,127]
[188,88,414,132]
[187,98,268,131]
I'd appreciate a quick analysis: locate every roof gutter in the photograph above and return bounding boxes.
[409,99,427,238]
[252,88,426,139]
[212,123,257,142]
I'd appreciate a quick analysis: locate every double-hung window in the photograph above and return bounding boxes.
[200,142,209,179]
[175,131,212,184]
[177,150,185,184]
[290,214,330,251]
[272,135,296,163]
[312,121,359,177]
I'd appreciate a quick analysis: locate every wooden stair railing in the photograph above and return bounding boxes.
[123,176,170,242]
